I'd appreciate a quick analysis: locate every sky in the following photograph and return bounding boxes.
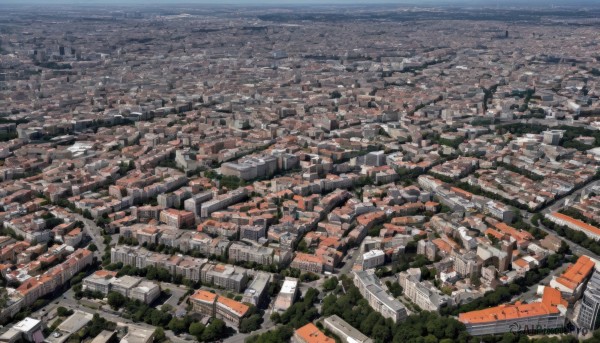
[0,0,593,5]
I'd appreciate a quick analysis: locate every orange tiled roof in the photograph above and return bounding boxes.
[191,289,217,303]
[295,323,335,343]
[94,270,117,278]
[513,258,529,269]
[554,255,595,291]
[432,238,453,254]
[217,296,249,316]
[294,252,323,264]
[551,212,600,237]
[459,287,566,324]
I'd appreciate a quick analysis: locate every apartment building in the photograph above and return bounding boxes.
[545,212,600,240]
[459,287,567,336]
[190,290,249,328]
[549,255,595,300]
[14,249,92,315]
[159,208,195,229]
[200,188,248,218]
[190,290,217,316]
[291,252,323,274]
[110,245,208,282]
[293,323,335,343]
[361,249,385,270]
[398,269,450,312]
[240,225,266,241]
[353,270,407,323]
[83,270,117,294]
[228,242,274,265]
[323,315,373,343]
[274,277,299,311]
[110,275,141,298]
[577,270,600,330]
[241,272,271,307]
[200,263,248,292]
[130,280,161,304]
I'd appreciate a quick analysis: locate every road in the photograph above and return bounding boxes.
[73,213,107,258]
[512,264,568,304]
[34,288,192,343]
[338,247,361,275]
[159,282,189,314]
[223,298,278,343]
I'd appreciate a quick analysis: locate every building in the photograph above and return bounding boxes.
[417,240,437,261]
[242,272,271,307]
[577,270,600,330]
[459,287,567,336]
[64,228,83,247]
[110,275,141,298]
[217,295,250,328]
[398,269,450,312]
[454,251,481,279]
[228,242,273,265]
[119,325,155,343]
[90,331,117,343]
[353,270,407,323]
[543,130,563,145]
[48,311,93,343]
[130,280,161,304]
[545,212,600,240]
[159,209,195,229]
[14,249,93,315]
[291,253,323,274]
[0,317,43,343]
[361,249,385,270]
[200,263,248,292]
[293,323,334,343]
[190,290,249,328]
[200,188,248,218]
[323,315,373,343]
[274,277,299,311]
[549,255,595,300]
[240,225,266,241]
[190,290,217,316]
[83,270,117,294]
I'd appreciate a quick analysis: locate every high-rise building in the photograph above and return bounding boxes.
[578,270,600,330]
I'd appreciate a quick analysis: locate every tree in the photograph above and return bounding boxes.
[107,291,126,310]
[240,314,263,333]
[82,209,92,219]
[154,327,166,343]
[168,317,190,334]
[189,322,205,339]
[201,319,226,342]
[87,243,97,252]
[323,277,339,291]
[56,306,73,317]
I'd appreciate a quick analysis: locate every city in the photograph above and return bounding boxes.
[1,1,600,343]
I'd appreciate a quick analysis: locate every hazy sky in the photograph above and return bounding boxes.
[0,0,590,5]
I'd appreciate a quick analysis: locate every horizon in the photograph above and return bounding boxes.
[1,0,599,6]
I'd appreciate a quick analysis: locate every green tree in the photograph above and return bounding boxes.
[189,322,205,339]
[322,277,338,291]
[154,327,166,342]
[201,319,226,342]
[107,291,126,310]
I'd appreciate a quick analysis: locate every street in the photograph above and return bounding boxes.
[512,264,568,304]
[73,213,107,258]
[338,247,361,275]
